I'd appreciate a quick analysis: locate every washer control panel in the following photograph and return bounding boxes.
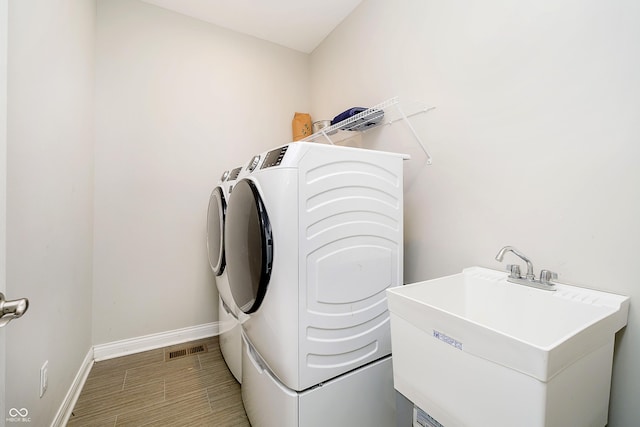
[261,145,289,169]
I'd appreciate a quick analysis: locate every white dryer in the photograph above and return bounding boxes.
[225,142,407,426]
[206,165,243,383]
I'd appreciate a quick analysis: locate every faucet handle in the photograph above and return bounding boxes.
[506,264,521,279]
[539,269,558,284]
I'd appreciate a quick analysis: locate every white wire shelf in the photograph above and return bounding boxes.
[303,97,434,164]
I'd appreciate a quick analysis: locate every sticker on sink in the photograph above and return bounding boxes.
[414,405,445,427]
[433,330,463,350]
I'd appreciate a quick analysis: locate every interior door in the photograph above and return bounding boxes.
[0,1,28,423]
[1,1,8,425]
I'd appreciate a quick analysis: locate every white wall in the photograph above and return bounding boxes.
[6,0,95,424]
[311,0,640,425]
[93,0,309,344]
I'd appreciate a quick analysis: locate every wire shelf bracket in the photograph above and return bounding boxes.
[303,96,435,164]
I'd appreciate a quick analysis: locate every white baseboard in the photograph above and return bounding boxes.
[51,347,94,427]
[53,322,219,426]
[93,322,219,361]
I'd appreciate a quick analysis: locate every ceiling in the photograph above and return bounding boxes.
[140,0,363,54]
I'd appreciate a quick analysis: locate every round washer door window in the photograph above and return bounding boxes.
[225,179,273,314]
[206,187,226,276]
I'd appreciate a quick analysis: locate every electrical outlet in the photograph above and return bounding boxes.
[40,361,48,398]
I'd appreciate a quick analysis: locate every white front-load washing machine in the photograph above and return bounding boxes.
[206,165,244,383]
[224,141,407,426]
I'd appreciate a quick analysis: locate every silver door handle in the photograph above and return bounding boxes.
[0,292,29,328]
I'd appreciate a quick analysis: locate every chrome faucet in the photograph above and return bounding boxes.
[494,246,557,291]
[495,246,535,280]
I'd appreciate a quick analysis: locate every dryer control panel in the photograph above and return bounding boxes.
[261,146,289,169]
[228,167,242,181]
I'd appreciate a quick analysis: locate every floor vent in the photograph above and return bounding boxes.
[166,344,207,361]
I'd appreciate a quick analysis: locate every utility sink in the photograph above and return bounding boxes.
[387,267,629,427]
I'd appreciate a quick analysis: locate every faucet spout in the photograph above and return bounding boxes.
[495,246,535,280]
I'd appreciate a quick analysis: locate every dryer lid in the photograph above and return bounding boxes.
[206,186,226,276]
[225,179,273,314]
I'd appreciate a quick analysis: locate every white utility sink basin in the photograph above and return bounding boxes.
[387,266,629,427]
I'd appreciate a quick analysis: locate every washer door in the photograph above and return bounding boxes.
[206,186,226,276]
[225,179,273,314]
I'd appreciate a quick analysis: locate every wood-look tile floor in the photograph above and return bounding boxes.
[67,336,250,426]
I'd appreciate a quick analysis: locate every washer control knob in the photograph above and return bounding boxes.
[220,170,230,181]
[247,155,260,172]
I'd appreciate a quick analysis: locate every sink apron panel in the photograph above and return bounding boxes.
[390,314,614,427]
